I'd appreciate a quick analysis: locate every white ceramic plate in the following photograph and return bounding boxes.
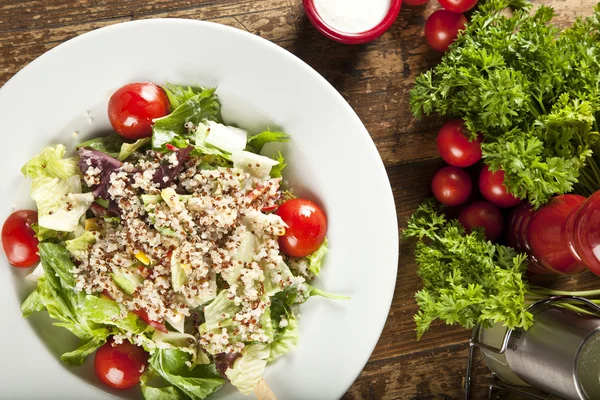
[0,19,398,400]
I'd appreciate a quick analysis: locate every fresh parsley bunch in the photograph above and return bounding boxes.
[411,0,600,207]
[404,200,533,339]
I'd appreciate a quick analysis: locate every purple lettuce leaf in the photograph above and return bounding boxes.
[152,146,192,189]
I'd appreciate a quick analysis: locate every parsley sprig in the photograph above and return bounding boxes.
[411,0,600,208]
[404,201,533,339]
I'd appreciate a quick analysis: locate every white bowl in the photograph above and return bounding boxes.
[0,19,398,400]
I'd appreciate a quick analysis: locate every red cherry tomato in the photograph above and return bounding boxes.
[404,0,431,5]
[436,120,482,167]
[479,166,521,208]
[94,339,149,390]
[458,201,504,241]
[425,10,467,52]
[277,199,327,258]
[438,0,478,13]
[2,210,39,268]
[108,82,170,140]
[431,166,472,206]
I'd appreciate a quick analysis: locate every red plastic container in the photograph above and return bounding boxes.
[303,0,402,44]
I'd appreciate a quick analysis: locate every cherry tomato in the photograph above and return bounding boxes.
[438,0,478,13]
[424,10,467,52]
[458,201,504,241]
[94,339,149,390]
[436,120,482,167]
[404,0,431,5]
[431,166,472,206]
[108,82,170,140]
[277,199,327,258]
[2,210,39,268]
[479,166,521,208]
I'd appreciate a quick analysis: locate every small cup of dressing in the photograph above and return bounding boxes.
[303,0,402,44]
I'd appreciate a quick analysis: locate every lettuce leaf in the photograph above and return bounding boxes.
[20,243,147,365]
[77,134,151,161]
[65,230,96,260]
[246,131,289,153]
[225,344,269,395]
[152,88,222,151]
[270,152,286,178]
[306,237,328,277]
[31,175,94,232]
[21,144,80,179]
[148,348,224,400]
[268,315,299,362]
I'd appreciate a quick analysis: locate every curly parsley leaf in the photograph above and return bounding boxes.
[404,200,532,339]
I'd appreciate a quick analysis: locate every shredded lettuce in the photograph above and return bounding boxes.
[21,144,79,179]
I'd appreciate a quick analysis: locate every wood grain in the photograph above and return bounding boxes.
[1,0,599,399]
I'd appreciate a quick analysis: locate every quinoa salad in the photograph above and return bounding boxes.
[12,83,341,399]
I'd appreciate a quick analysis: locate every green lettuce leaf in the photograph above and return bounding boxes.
[246,131,289,153]
[269,152,286,179]
[31,175,94,232]
[225,343,269,395]
[141,367,187,400]
[80,295,147,334]
[65,230,96,260]
[21,144,80,179]
[77,134,151,161]
[268,315,299,362]
[61,335,107,365]
[76,134,123,158]
[152,88,222,151]
[163,84,211,110]
[149,348,224,400]
[307,237,328,277]
[119,137,151,160]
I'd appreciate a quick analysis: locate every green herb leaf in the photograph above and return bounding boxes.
[404,200,533,339]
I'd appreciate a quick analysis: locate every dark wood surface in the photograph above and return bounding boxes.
[1,0,599,398]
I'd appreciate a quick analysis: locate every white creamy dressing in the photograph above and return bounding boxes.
[313,0,391,34]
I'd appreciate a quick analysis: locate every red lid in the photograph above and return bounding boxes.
[303,0,402,45]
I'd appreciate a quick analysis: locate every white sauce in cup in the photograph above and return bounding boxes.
[313,0,391,34]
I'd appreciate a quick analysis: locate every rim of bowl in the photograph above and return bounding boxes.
[302,0,402,45]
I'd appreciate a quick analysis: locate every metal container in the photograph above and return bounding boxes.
[467,296,600,400]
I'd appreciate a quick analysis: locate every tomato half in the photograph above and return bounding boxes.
[458,201,504,241]
[94,339,149,390]
[108,82,170,140]
[2,210,39,268]
[479,165,521,208]
[436,120,482,167]
[277,199,327,258]
[431,166,472,206]
[424,10,467,52]
[438,0,478,13]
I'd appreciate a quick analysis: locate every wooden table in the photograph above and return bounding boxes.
[1,0,599,398]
